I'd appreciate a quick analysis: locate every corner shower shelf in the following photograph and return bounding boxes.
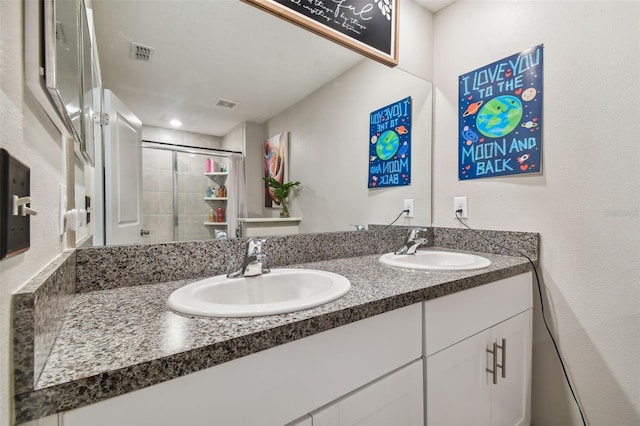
[204,222,228,226]
[204,172,228,177]
[204,197,228,201]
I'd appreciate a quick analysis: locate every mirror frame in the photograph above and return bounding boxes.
[43,0,96,165]
[243,0,399,66]
[44,0,82,142]
[79,0,96,165]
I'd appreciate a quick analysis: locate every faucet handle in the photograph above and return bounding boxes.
[394,228,428,255]
[407,227,427,240]
[246,237,266,255]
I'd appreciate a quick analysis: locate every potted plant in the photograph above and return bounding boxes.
[263,177,300,217]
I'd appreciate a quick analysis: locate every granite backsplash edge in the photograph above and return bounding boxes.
[12,250,76,396]
[74,228,414,292]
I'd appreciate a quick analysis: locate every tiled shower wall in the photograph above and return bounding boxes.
[142,147,229,243]
[142,148,174,243]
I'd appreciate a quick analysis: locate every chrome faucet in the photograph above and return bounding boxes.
[227,238,271,278]
[395,227,428,255]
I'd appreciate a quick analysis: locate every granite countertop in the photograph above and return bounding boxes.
[24,248,531,418]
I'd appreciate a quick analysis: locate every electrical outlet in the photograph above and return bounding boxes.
[454,196,468,219]
[403,199,414,217]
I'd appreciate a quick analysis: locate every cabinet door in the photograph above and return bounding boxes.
[426,330,492,426]
[490,310,532,426]
[312,360,423,426]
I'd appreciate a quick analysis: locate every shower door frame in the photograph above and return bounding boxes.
[141,140,242,242]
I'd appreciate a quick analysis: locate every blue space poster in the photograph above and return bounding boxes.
[368,97,411,188]
[459,45,543,180]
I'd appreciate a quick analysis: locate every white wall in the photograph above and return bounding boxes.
[264,0,434,233]
[431,1,640,425]
[267,61,432,233]
[240,122,267,218]
[0,0,69,424]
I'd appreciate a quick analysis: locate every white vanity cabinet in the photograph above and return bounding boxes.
[424,273,533,426]
[60,303,423,426]
[46,273,532,426]
[311,360,424,426]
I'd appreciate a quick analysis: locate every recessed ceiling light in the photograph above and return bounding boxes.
[170,119,182,127]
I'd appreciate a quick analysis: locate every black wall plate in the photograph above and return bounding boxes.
[0,149,31,259]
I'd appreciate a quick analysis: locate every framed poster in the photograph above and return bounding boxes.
[368,96,411,188]
[242,0,398,66]
[459,44,543,180]
[264,131,289,208]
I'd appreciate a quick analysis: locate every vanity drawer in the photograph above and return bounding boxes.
[424,272,532,356]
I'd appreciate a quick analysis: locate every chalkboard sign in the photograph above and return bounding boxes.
[243,0,398,66]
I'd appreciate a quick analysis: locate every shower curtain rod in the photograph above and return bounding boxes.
[142,140,243,158]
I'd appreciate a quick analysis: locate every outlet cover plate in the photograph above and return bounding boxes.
[454,196,468,219]
[403,199,414,217]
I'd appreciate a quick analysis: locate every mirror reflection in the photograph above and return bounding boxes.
[49,0,82,140]
[80,0,432,246]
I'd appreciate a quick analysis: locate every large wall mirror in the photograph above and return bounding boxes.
[76,0,432,246]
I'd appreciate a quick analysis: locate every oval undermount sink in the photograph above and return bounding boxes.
[167,269,351,317]
[379,250,491,271]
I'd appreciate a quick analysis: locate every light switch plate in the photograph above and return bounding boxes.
[1,149,31,259]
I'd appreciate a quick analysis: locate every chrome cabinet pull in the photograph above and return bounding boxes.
[497,338,506,379]
[487,338,506,384]
[486,342,498,384]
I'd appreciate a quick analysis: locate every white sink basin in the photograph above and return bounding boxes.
[379,250,491,271]
[167,269,351,317]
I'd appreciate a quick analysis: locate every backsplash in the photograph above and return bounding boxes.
[74,228,410,292]
[13,251,76,395]
[433,227,539,260]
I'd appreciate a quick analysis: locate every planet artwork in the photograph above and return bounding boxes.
[462,100,483,117]
[476,95,523,138]
[375,130,400,160]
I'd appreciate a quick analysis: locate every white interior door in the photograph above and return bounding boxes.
[104,89,143,245]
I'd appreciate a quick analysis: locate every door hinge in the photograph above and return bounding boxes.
[93,112,110,126]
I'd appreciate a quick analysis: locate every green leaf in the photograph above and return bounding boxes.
[262,177,301,202]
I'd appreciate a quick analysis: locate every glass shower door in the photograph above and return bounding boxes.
[176,151,219,241]
[141,147,174,243]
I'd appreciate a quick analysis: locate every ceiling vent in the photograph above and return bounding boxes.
[216,98,239,109]
[130,42,154,61]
